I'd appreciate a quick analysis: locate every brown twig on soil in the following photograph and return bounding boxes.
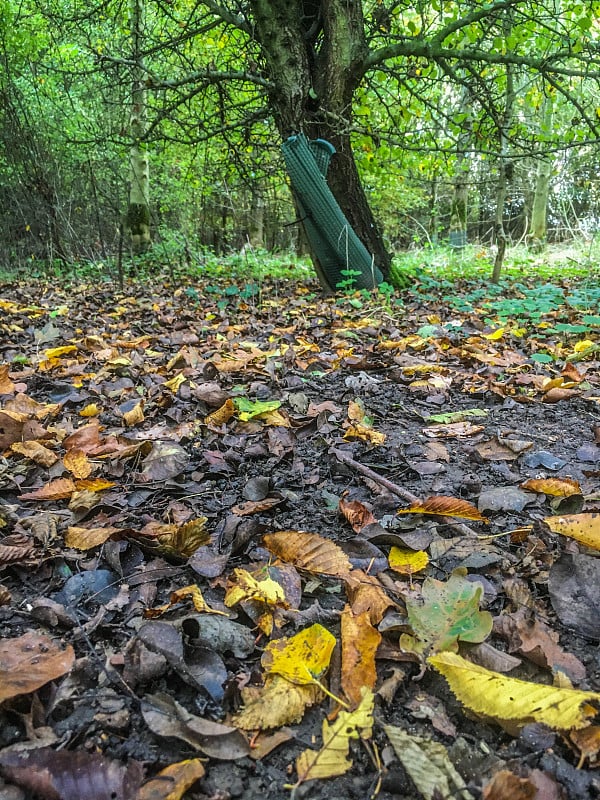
[330,447,481,538]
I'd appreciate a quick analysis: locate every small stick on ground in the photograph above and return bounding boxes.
[331,447,481,538]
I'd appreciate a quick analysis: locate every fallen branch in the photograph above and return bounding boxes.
[331,448,480,538]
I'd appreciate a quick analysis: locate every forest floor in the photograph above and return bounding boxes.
[0,269,599,800]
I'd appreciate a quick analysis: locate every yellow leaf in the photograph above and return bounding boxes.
[163,373,187,393]
[544,512,600,550]
[232,674,323,730]
[429,651,600,731]
[224,568,287,608]
[262,624,336,685]
[123,400,145,426]
[482,328,504,340]
[44,345,78,359]
[521,477,582,497]
[65,525,121,549]
[145,584,228,618]
[205,398,235,427]
[137,758,205,800]
[63,448,93,479]
[79,403,101,417]
[74,478,115,492]
[294,688,373,785]
[389,546,429,575]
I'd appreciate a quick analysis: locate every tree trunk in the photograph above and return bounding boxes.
[449,88,472,249]
[492,38,515,282]
[529,97,554,251]
[126,0,151,254]
[249,0,391,279]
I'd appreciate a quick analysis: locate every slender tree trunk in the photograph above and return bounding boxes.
[492,57,515,282]
[449,88,472,249]
[126,0,151,253]
[529,96,554,251]
[249,0,391,278]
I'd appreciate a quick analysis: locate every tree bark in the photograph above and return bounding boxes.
[126,0,151,254]
[529,96,554,251]
[249,0,391,278]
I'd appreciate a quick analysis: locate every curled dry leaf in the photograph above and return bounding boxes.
[63,447,93,479]
[338,494,376,533]
[263,531,352,576]
[521,477,582,497]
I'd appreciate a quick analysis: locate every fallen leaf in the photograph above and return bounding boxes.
[398,496,488,522]
[0,632,75,701]
[429,651,600,731]
[263,531,352,576]
[137,759,205,800]
[294,688,374,785]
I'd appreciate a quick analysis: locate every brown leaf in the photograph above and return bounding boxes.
[63,447,93,479]
[0,364,15,394]
[344,570,395,625]
[20,477,77,501]
[0,748,143,800]
[0,632,75,701]
[263,531,352,576]
[11,440,59,467]
[65,525,122,550]
[137,759,205,800]
[341,607,381,706]
[339,494,376,533]
[398,495,489,522]
[482,769,536,800]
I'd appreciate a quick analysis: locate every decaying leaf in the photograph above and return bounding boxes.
[401,570,493,657]
[141,692,249,759]
[262,623,336,685]
[429,651,600,731]
[339,494,376,532]
[20,477,77,501]
[294,688,374,786]
[0,632,75,701]
[137,759,205,800]
[232,674,323,731]
[0,748,143,800]
[384,724,474,800]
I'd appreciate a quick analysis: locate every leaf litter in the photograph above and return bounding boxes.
[0,276,599,799]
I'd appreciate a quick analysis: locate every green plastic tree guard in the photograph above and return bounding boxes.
[282,133,383,292]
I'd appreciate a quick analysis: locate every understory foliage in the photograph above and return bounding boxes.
[0,0,600,281]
